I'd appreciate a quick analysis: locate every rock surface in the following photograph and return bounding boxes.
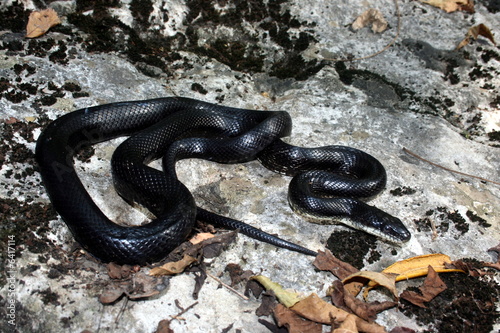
[0,0,499,332]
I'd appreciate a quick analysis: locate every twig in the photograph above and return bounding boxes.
[403,147,500,186]
[322,0,401,62]
[170,301,199,321]
[206,272,249,300]
[115,297,128,324]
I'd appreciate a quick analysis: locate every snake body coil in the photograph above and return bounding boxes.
[36,97,410,265]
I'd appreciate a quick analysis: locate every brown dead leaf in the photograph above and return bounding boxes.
[485,243,500,270]
[26,8,62,38]
[189,232,214,244]
[274,304,323,333]
[155,319,174,333]
[488,242,500,255]
[149,254,197,276]
[314,250,363,296]
[342,271,399,300]
[255,292,278,317]
[332,313,358,333]
[106,263,139,279]
[99,285,126,304]
[99,272,162,304]
[4,117,19,124]
[329,280,396,322]
[389,328,416,333]
[314,250,359,280]
[225,263,254,287]
[290,293,386,333]
[419,0,474,13]
[291,293,349,324]
[352,9,388,33]
[400,266,447,308]
[457,24,496,50]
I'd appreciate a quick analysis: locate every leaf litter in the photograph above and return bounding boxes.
[248,249,499,332]
[92,230,499,332]
[26,8,61,38]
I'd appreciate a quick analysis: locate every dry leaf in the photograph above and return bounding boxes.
[342,271,399,300]
[419,0,474,13]
[149,254,197,276]
[314,250,364,296]
[314,250,359,279]
[26,8,61,38]
[352,9,388,33]
[251,275,304,307]
[189,232,215,244]
[485,243,500,270]
[380,253,463,281]
[291,293,351,324]
[332,314,358,333]
[400,266,447,308]
[290,294,386,333]
[456,24,496,50]
[274,304,323,333]
[106,262,139,279]
[389,328,416,333]
[329,280,396,322]
[225,263,254,287]
[155,319,174,333]
[99,272,162,303]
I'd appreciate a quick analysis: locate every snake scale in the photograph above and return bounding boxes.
[35,97,410,265]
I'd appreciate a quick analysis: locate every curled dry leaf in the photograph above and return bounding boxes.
[330,280,396,322]
[400,266,447,308]
[274,304,323,333]
[456,24,496,50]
[290,294,386,333]
[251,275,304,307]
[342,271,399,300]
[352,9,388,33]
[419,0,474,13]
[149,254,197,276]
[26,8,61,38]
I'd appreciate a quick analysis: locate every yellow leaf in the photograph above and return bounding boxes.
[250,275,304,307]
[149,254,197,276]
[382,253,463,281]
[26,8,61,38]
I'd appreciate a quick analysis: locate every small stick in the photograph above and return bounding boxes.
[206,272,249,300]
[115,297,129,324]
[170,301,199,321]
[403,147,500,186]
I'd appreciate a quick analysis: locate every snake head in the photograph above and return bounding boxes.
[352,203,411,244]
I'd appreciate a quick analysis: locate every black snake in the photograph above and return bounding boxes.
[35,97,410,265]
